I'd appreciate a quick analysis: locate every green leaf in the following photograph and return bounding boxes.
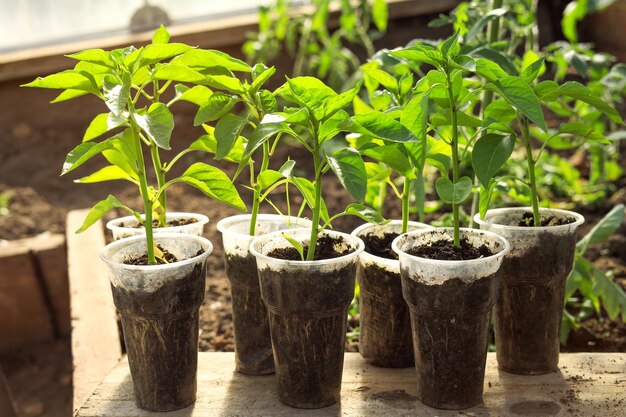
[439,31,460,58]
[76,195,135,233]
[82,112,126,142]
[473,48,518,76]
[190,128,244,163]
[203,74,245,94]
[372,0,389,32]
[465,8,507,42]
[22,70,99,94]
[66,49,114,68]
[362,65,398,93]
[472,134,515,188]
[178,163,246,211]
[152,63,205,83]
[140,43,193,66]
[134,103,174,150]
[103,73,130,117]
[257,170,284,190]
[401,92,430,159]
[50,89,90,103]
[102,148,138,180]
[62,138,116,175]
[214,113,247,160]
[174,49,251,72]
[361,144,412,174]
[349,112,417,142]
[243,120,295,160]
[487,75,547,131]
[435,176,473,204]
[521,54,545,83]
[281,232,305,261]
[289,176,330,223]
[431,111,482,128]
[544,81,623,124]
[345,203,387,224]
[152,25,170,44]
[390,45,444,68]
[484,99,516,125]
[592,266,626,321]
[321,82,361,120]
[284,76,337,114]
[577,204,624,255]
[75,165,135,184]
[194,93,236,125]
[479,179,497,218]
[258,89,278,114]
[475,58,508,82]
[171,85,213,106]
[250,65,276,91]
[327,148,367,203]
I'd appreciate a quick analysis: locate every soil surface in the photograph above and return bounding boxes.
[518,211,576,227]
[130,217,198,228]
[268,235,352,261]
[406,236,494,260]
[123,245,180,265]
[362,232,399,260]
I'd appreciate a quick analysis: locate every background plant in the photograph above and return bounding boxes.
[243,0,389,90]
[23,26,247,264]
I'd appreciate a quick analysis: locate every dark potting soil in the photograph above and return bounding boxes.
[268,235,352,261]
[362,232,399,260]
[518,212,576,227]
[122,247,204,265]
[129,217,198,228]
[407,237,494,261]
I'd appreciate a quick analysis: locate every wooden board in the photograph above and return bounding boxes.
[78,352,626,417]
[67,210,122,415]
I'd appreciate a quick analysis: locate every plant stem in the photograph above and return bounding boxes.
[470,0,503,228]
[150,144,167,227]
[446,70,461,247]
[307,146,323,261]
[520,117,541,226]
[131,121,156,264]
[401,178,410,234]
[249,141,270,235]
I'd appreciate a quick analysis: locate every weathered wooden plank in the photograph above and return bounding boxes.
[67,210,122,416]
[0,237,55,353]
[78,352,626,417]
[0,367,18,417]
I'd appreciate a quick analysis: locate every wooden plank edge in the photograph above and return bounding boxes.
[67,209,122,416]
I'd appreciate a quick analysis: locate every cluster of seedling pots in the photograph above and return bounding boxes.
[25,26,615,412]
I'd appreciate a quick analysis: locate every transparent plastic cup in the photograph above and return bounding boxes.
[249,228,364,409]
[474,207,584,374]
[106,212,209,240]
[351,220,432,368]
[100,233,212,412]
[216,214,312,375]
[392,227,509,410]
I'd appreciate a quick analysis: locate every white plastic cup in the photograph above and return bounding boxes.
[100,233,212,412]
[474,207,584,374]
[392,227,509,410]
[250,228,364,409]
[215,214,312,375]
[106,212,209,240]
[351,220,432,367]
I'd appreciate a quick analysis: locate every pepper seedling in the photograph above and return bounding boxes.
[244,76,385,260]
[472,54,623,225]
[344,53,434,233]
[391,32,488,247]
[23,26,246,264]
